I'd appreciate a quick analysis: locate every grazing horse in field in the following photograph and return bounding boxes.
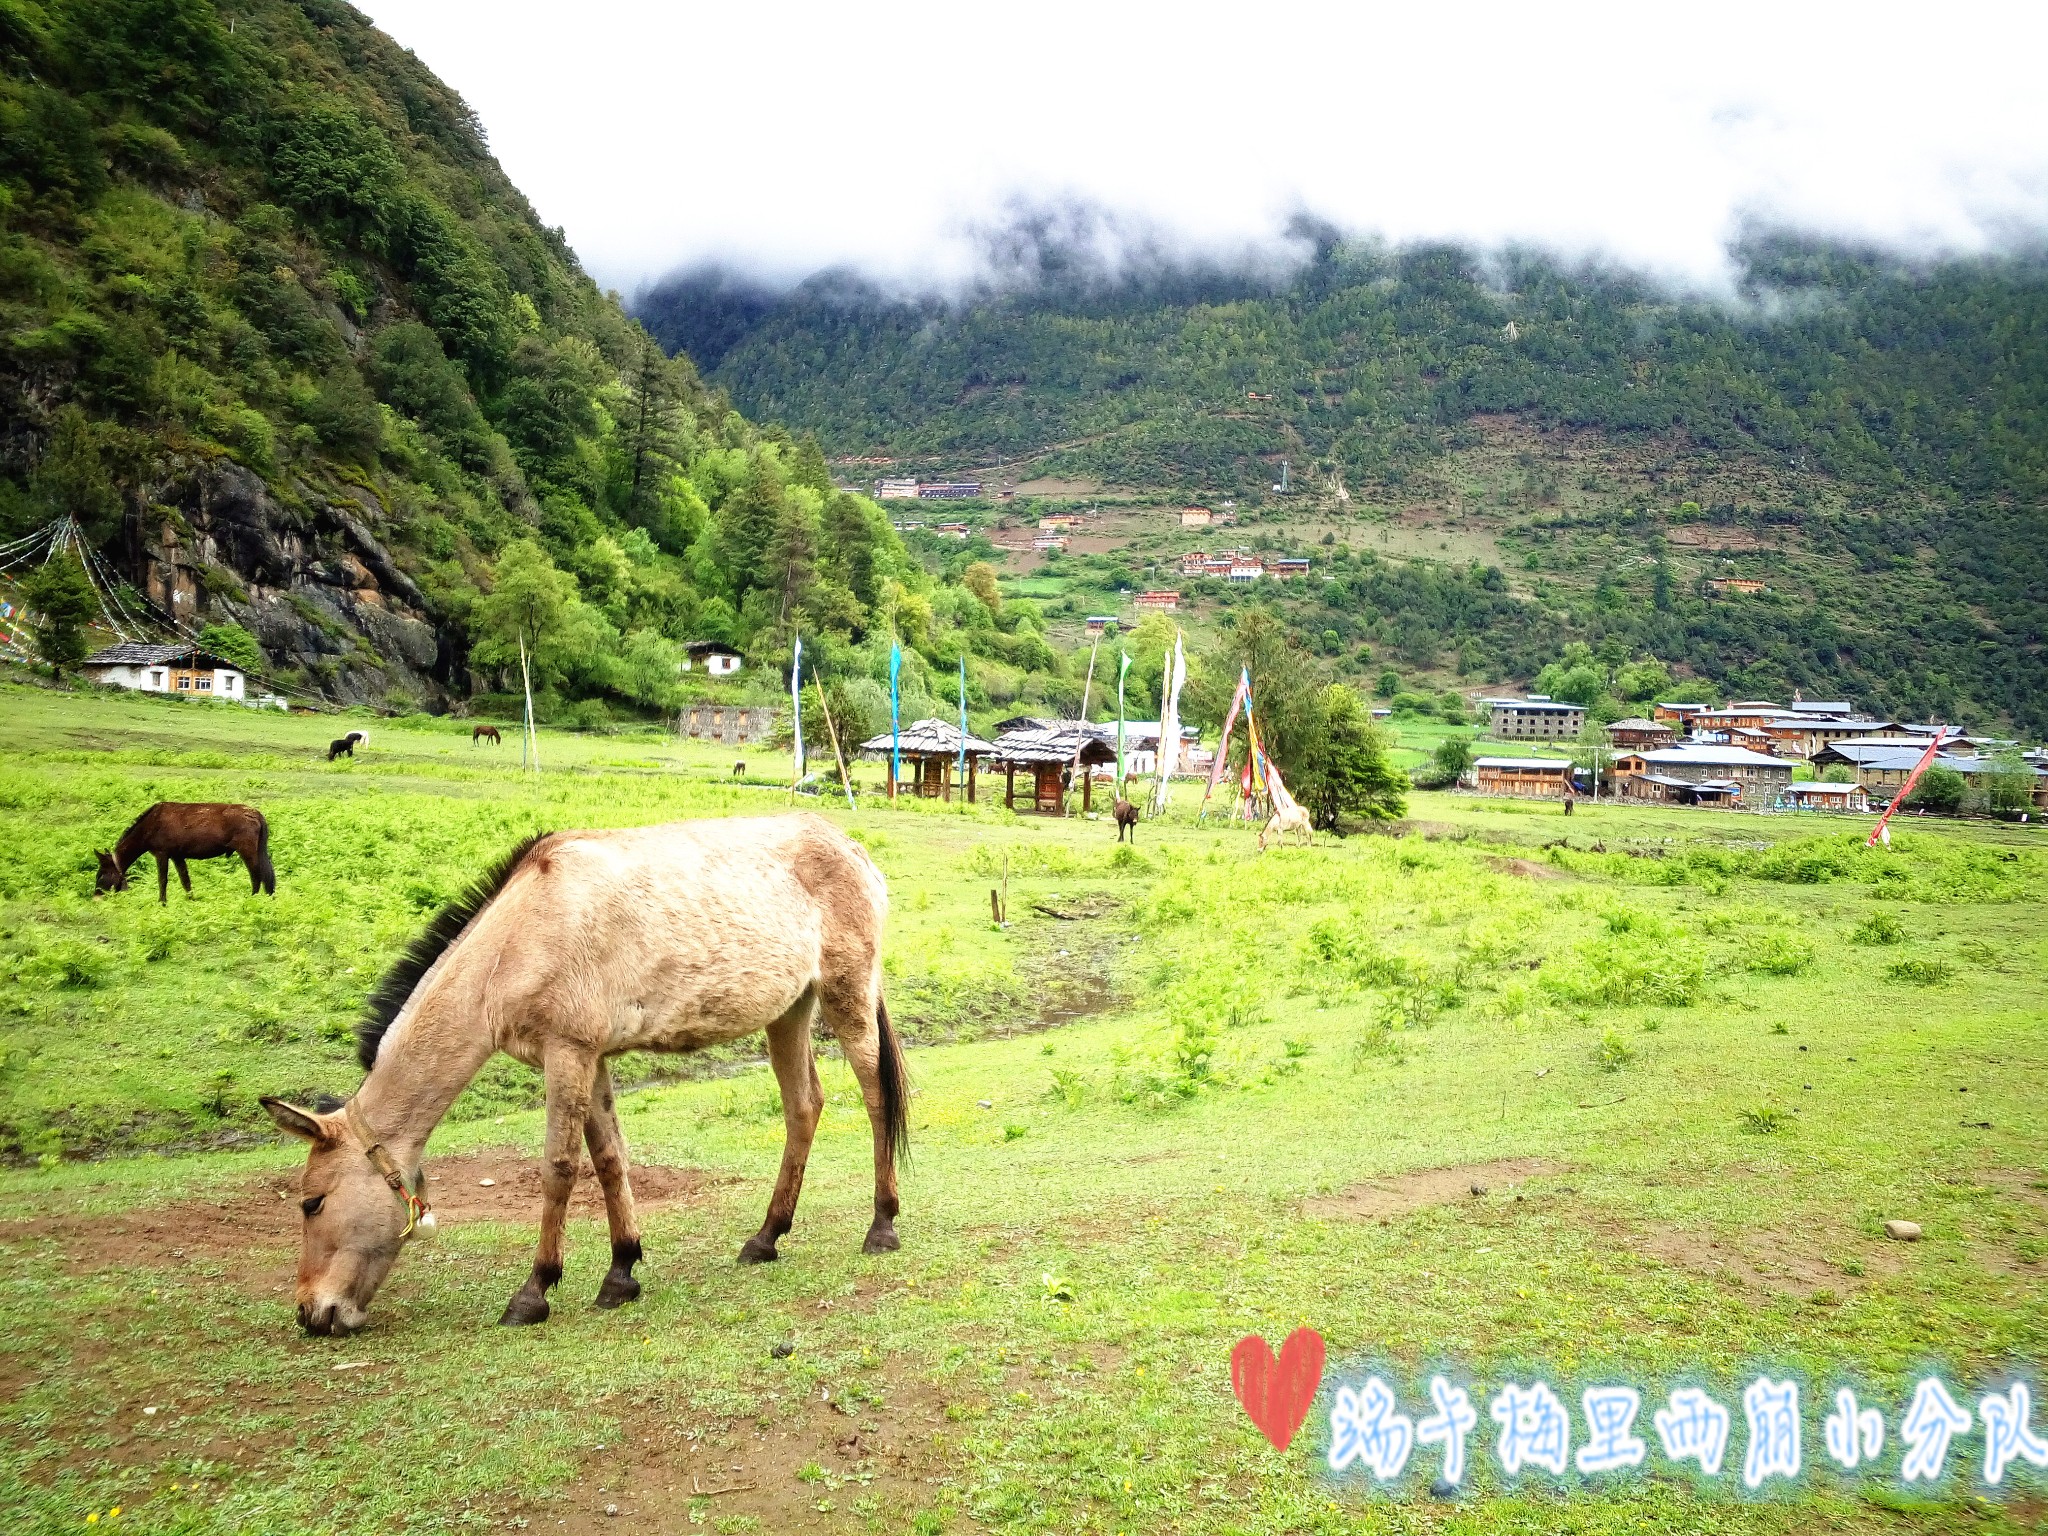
[96,802,274,904]
[1112,798,1139,843]
[732,761,746,778]
[261,814,908,1336]
[328,730,368,761]
[1258,801,1313,852]
[472,724,501,746]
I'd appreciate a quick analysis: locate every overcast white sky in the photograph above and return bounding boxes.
[356,0,2048,295]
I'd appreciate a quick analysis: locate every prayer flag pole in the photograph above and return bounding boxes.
[888,641,902,801]
[789,632,803,805]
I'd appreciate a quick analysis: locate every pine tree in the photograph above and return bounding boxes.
[21,550,97,677]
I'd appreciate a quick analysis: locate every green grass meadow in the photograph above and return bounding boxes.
[1,681,2045,1533]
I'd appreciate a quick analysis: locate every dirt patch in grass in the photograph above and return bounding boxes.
[496,1359,958,1534]
[1620,1226,1862,1298]
[1485,856,1567,880]
[1305,1158,1561,1221]
[0,1151,715,1275]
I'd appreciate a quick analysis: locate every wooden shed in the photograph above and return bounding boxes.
[858,718,996,802]
[988,725,1118,814]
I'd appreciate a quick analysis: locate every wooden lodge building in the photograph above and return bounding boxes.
[859,719,996,802]
[1603,717,1677,750]
[1472,757,1577,799]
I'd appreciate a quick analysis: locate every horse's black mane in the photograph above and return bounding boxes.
[356,831,552,1072]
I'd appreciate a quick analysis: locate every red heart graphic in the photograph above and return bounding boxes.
[1230,1327,1326,1451]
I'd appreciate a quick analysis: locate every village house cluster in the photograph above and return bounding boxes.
[1472,696,2046,813]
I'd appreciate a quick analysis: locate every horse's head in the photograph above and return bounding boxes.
[260,1097,416,1335]
[93,850,126,894]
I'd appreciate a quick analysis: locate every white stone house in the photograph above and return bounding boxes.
[81,642,247,701]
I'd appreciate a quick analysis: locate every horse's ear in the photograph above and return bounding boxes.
[260,1097,336,1144]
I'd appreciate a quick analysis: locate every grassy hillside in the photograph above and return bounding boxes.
[639,241,2048,731]
[0,0,1069,723]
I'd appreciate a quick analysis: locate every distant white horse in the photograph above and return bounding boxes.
[1258,801,1313,851]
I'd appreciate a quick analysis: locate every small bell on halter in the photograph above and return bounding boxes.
[412,1207,438,1239]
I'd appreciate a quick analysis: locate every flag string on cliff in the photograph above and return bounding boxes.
[958,654,968,785]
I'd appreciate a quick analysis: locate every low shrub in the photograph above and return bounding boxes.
[1852,911,1906,945]
[1743,933,1816,976]
[1885,958,1954,986]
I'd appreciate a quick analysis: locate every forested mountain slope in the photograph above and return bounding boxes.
[1,0,1027,721]
[639,241,2048,732]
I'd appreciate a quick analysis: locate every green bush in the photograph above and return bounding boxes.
[1852,911,1905,945]
[1743,933,1815,976]
[1885,958,1954,986]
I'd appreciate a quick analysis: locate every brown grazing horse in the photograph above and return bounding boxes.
[327,730,368,761]
[1112,798,1139,843]
[472,723,501,745]
[731,760,746,778]
[261,814,908,1336]
[97,802,275,904]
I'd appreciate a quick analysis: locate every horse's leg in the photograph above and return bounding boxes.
[174,856,192,894]
[822,975,901,1256]
[155,853,170,904]
[738,990,824,1264]
[501,1045,598,1326]
[582,1061,643,1309]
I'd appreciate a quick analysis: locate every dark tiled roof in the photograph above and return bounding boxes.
[83,642,234,669]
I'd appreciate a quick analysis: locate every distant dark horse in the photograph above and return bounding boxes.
[473,724,502,745]
[96,803,274,905]
[732,761,746,779]
[328,730,368,761]
[1113,798,1139,843]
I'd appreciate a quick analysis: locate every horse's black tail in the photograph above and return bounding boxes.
[253,814,275,895]
[876,993,910,1167]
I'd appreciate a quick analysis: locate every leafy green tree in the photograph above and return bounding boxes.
[472,539,582,686]
[20,550,96,676]
[1296,685,1408,828]
[1373,669,1399,699]
[1432,735,1474,781]
[1614,659,1671,702]
[961,561,1001,616]
[1820,763,1858,784]
[198,621,263,674]
[1983,750,2038,814]
[1904,763,1967,814]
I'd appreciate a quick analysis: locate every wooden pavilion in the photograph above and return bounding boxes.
[988,724,1119,814]
[858,718,996,802]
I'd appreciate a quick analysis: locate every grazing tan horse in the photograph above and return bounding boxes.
[1258,801,1313,852]
[96,802,274,903]
[261,814,908,1336]
[472,724,501,745]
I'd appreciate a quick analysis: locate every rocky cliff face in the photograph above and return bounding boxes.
[128,459,451,709]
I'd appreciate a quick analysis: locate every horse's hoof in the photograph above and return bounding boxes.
[736,1236,780,1265]
[862,1223,900,1255]
[593,1272,642,1309]
[498,1293,551,1326]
